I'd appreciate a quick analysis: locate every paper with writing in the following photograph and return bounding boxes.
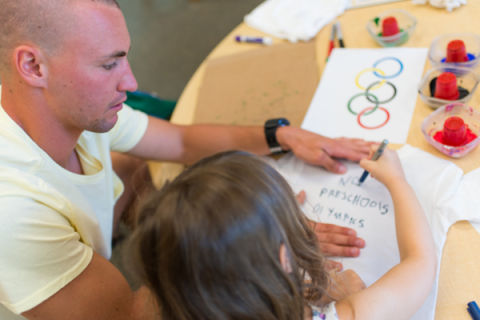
[270,145,478,320]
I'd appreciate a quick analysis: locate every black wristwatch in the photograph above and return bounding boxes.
[264,118,290,154]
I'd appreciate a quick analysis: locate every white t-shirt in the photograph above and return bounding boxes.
[271,145,480,320]
[0,90,149,319]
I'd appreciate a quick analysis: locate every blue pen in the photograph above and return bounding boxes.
[357,139,389,186]
[468,301,480,320]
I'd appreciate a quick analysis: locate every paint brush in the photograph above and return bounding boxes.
[335,21,345,48]
[357,139,389,186]
[326,23,336,62]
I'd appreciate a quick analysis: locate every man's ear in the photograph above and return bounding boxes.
[279,243,293,273]
[14,45,48,88]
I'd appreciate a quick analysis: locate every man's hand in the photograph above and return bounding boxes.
[277,126,375,173]
[310,221,366,257]
[317,269,366,305]
[329,270,366,301]
[296,191,365,257]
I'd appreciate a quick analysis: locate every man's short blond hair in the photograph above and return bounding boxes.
[0,0,120,76]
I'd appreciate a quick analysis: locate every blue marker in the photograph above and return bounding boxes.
[357,139,389,186]
[468,301,480,320]
[235,35,273,46]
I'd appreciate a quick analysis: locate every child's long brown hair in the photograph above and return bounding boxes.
[128,151,330,320]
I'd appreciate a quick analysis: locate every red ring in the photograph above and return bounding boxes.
[357,107,390,129]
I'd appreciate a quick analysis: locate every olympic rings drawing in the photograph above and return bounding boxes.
[346,57,403,130]
[365,81,397,104]
[355,68,386,91]
[348,92,379,116]
[373,57,403,79]
[357,107,390,129]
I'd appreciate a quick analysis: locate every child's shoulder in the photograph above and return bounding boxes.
[311,302,339,320]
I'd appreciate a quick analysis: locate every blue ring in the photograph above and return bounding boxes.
[373,57,403,79]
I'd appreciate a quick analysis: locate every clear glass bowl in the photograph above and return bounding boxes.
[421,103,480,158]
[428,33,480,70]
[418,66,480,109]
[366,9,417,47]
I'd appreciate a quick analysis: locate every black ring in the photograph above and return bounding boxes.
[365,81,397,104]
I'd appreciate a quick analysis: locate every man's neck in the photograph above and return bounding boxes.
[1,84,83,172]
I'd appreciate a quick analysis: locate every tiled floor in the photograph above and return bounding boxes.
[111,0,263,289]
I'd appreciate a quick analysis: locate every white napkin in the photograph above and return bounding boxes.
[244,0,349,43]
[412,0,467,12]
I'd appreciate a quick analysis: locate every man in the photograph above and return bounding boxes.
[0,1,369,319]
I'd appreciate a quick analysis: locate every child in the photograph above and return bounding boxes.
[128,146,436,320]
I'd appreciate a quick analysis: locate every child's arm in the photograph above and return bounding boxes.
[334,146,437,320]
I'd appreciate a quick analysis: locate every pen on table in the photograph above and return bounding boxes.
[335,21,345,48]
[326,24,336,61]
[468,301,480,320]
[235,35,273,46]
[357,139,389,186]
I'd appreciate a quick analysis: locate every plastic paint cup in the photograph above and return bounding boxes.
[443,116,467,146]
[446,40,468,63]
[434,72,460,100]
[382,17,400,36]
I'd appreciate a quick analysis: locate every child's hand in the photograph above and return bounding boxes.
[359,145,405,187]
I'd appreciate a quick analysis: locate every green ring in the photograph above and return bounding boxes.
[348,92,379,116]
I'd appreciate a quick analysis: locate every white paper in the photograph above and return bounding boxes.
[302,48,428,144]
[273,145,469,320]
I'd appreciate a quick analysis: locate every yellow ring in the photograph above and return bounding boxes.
[355,68,386,91]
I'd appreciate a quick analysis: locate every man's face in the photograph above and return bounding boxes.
[45,2,138,133]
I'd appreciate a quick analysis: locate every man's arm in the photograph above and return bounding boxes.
[22,252,157,320]
[128,116,373,173]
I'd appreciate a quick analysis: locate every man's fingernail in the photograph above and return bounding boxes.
[350,248,360,256]
[348,230,356,236]
[355,239,363,247]
[338,165,347,173]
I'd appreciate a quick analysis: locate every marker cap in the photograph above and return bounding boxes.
[382,17,400,37]
[443,116,466,146]
[434,72,460,100]
[446,40,468,63]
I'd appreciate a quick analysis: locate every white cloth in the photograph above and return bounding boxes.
[271,145,480,320]
[458,167,480,234]
[412,0,467,12]
[244,0,349,43]
[0,86,149,319]
[311,302,339,320]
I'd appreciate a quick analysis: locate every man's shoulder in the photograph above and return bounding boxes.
[0,167,73,217]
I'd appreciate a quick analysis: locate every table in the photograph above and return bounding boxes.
[156,2,480,319]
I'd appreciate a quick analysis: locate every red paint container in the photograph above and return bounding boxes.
[382,17,400,36]
[434,72,460,100]
[443,116,466,146]
[446,40,468,63]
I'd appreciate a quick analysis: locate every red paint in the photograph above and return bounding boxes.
[433,116,478,146]
[382,17,400,36]
[434,72,460,100]
[446,40,469,63]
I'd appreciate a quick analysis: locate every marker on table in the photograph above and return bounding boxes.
[326,24,336,61]
[468,301,480,320]
[335,21,345,48]
[357,139,389,186]
[235,35,273,46]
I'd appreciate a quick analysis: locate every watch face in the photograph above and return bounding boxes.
[265,118,290,129]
